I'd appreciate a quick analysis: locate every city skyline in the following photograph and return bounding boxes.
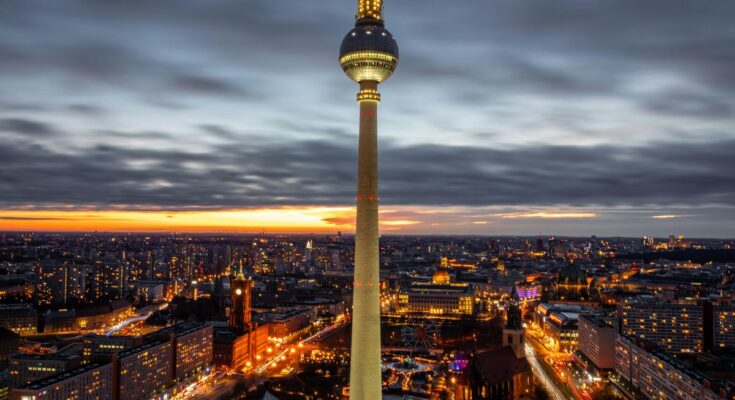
[2,0,735,237]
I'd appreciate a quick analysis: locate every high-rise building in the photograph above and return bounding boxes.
[614,334,732,400]
[577,314,616,370]
[339,0,399,398]
[304,239,313,263]
[117,339,174,400]
[149,321,213,380]
[714,304,735,350]
[48,263,85,306]
[619,297,704,353]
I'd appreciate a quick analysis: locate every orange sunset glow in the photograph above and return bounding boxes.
[0,206,607,233]
[0,207,358,232]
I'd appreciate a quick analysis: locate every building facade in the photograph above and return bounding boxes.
[619,298,703,353]
[10,362,113,400]
[577,314,616,369]
[117,339,173,400]
[81,334,140,364]
[535,303,582,353]
[8,353,80,388]
[398,283,475,317]
[229,271,252,334]
[0,304,37,336]
[714,304,735,350]
[614,335,723,400]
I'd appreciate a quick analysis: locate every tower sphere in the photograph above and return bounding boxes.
[339,24,399,83]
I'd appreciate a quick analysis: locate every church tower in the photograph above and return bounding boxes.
[503,286,525,359]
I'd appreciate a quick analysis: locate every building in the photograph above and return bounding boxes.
[117,339,173,400]
[150,321,213,380]
[714,304,735,350]
[339,0,399,397]
[259,308,311,341]
[8,352,81,388]
[0,304,37,336]
[214,273,269,372]
[555,264,589,301]
[0,328,21,362]
[577,314,616,370]
[213,326,251,371]
[534,303,582,352]
[133,281,165,303]
[614,335,732,400]
[10,362,113,400]
[398,273,475,318]
[515,283,541,301]
[81,334,141,364]
[47,262,85,306]
[0,278,33,302]
[619,297,704,353]
[229,268,253,334]
[213,323,268,372]
[456,290,533,399]
[456,347,533,400]
[43,300,132,333]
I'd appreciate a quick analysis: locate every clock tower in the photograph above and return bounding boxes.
[229,266,252,334]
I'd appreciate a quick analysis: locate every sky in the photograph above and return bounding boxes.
[1,0,734,237]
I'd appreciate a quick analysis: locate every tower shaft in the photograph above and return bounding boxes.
[350,80,382,400]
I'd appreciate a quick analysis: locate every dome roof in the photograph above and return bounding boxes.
[340,25,399,59]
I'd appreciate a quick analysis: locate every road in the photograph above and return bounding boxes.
[191,374,239,400]
[253,319,348,375]
[105,303,168,336]
[525,342,566,400]
[196,318,350,399]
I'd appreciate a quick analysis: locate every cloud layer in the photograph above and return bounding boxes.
[1,123,733,211]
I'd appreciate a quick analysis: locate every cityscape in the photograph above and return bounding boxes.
[1,1,735,400]
[0,233,734,400]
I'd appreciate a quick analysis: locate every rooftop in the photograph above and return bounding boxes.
[19,362,110,390]
[472,346,531,384]
[148,320,209,338]
[117,339,169,358]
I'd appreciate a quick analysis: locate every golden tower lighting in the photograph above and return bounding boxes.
[339,0,398,398]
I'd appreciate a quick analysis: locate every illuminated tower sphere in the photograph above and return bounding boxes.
[339,1,398,399]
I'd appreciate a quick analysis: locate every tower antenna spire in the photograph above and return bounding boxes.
[357,0,383,22]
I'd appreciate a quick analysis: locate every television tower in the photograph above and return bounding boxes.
[339,0,398,398]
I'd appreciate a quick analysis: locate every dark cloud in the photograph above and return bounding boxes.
[199,124,239,141]
[171,75,251,98]
[642,90,733,119]
[67,104,106,116]
[0,118,57,136]
[0,133,732,211]
[0,216,74,221]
